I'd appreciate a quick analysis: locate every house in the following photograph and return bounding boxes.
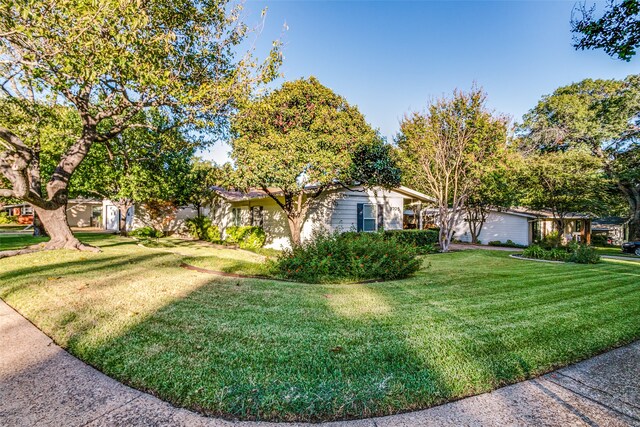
[591,217,629,245]
[2,198,105,228]
[210,185,435,249]
[453,208,592,246]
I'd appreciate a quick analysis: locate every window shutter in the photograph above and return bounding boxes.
[357,203,364,232]
[377,204,384,231]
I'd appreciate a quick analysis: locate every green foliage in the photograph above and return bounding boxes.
[271,231,422,283]
[395,87,509,251]
[185,217,221,243]
[518,75,640,238]
[230,77,400,245]
[571,244,602,264]
[572,0,640,61]
[129,226,164,239]
[520,150,609,220]
[591,234,611,246]
[383,229,439,253]
[540,231,563,249]
[0,212,17,224]
[225,226,266,249]
[488,240,527,248]
[522,243,601,264]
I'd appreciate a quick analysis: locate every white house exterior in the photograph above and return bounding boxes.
[453,208,593,246]
[211,186,435,249]
[453,210,535,246]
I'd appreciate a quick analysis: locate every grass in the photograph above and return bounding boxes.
[594,246,639,258]
[0,234,639,421]
[0,224,30,233]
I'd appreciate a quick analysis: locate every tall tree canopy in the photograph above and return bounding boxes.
[0,0,280,253]
[572,0,640,61]
[71,111,196,235]
[396,88,509,252]
[230,77,401,245]
[463,150,521,244]
[519,75,640,238]
[520,149,609,233]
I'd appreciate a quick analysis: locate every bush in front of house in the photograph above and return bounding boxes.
[488,239,527,248]
[129,226,164,239]
[383,229,439,253]
[569,244,601,264]
[185,217,221,242]
[270,230,422,283]
[225,226,266,249]
[0,212,17,224]
[521,243,600,264]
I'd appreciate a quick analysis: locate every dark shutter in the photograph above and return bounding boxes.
[357,203,364,232]
[377,204,384,231]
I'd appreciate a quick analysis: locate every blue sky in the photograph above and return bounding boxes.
[205,1,637,163]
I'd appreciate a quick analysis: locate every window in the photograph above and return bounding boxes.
[363,204,376,231]
[250,206,263,227]
[232,208,241,226]
[575,220,582,232]
[22,205,33,215]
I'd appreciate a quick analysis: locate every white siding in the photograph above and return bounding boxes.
[454,211,531,246]
[213,187,408,250]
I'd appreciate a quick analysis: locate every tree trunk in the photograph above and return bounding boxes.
[624,185,640,240]
[115,201,132,236]
[287,216,303,246]
[32,205,99,251]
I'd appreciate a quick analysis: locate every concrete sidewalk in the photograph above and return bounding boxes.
[1,299,639,427]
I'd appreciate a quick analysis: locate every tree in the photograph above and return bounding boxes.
[230,77,400,245]
[180,160,236,217]
[464,151,522,244]
[0,0,280,253]
[71,111,196,235]
[572,0,640,61]
[519,76,640,238]
[520,150,609,234]
[396,88,509,252]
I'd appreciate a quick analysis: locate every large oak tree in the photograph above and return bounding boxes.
[0,0,280,253]
[519,76,640,239]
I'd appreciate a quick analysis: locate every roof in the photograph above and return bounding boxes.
[215,185,435,203]
[498,208,592,220]
[592,216,629,226]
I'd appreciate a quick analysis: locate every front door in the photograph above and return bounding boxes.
[106,205,119,231]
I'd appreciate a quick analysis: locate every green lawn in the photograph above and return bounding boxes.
[0,224,30,233]
[1,234,639,421]
[595,245,639,258]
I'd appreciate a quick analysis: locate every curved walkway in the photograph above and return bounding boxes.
[1,300,639,427]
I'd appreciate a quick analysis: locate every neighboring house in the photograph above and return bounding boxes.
[2,198,105,228]
[210,185,435,249]
[591,217,629,245]
[453,208,592,246]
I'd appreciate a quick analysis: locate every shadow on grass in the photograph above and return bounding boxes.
[1,248,639,422]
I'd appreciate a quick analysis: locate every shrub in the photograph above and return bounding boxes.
[541,231,562,249]
[488,239,527,248]
[0,212,17,224]
[521,243,600,263]
[383,229,439,254]
[591,234,612,247]
[225,226,266,249]
[129,226,163,239]
[570,245,601,264]
[270,230,422,283]
[185,216,221,242]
